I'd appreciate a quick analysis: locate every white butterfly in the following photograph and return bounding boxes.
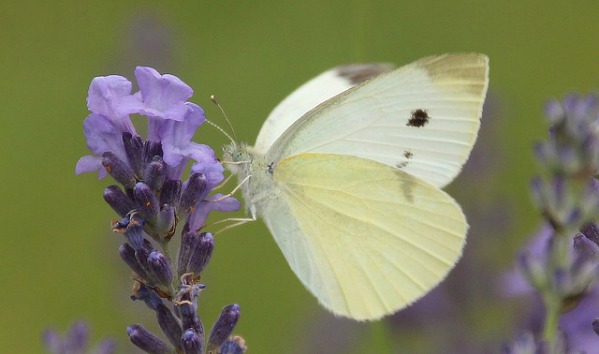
[222,54,489,320]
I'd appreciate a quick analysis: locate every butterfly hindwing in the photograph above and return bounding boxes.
[264,153,467,320]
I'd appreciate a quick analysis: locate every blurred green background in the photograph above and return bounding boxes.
[1,1,597,353]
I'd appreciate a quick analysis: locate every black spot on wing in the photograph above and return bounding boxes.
[407,109,430,127]
[396,150,414,169]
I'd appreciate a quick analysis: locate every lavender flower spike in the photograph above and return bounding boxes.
[77,66,246,353]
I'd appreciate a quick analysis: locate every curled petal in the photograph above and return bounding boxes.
[87,75,138,133]
[135,66,193,122]
[75,155,106,178]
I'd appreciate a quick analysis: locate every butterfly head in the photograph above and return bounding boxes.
[221,142,253,175]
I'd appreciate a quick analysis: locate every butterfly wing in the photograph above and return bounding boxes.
[253,63,395,155]
[263,153,466,320]
[266,53,489,188]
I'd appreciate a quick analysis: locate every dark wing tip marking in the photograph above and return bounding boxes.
[407,109,430,127]
[336,64,394,85]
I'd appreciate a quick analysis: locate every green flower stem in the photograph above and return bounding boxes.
[541,292,560,350]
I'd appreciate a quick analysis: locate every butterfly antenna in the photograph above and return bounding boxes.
[209,95,237,145]
[204,118,236,146]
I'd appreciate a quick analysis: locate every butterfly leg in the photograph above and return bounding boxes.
[211,205,257,235]
[211,173,235,191]
[207,174,251,203]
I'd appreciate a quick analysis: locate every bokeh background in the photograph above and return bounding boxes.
[1,1,598,353]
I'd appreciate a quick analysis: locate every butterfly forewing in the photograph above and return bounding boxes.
[254,63,395,155]
[266,54,489,188]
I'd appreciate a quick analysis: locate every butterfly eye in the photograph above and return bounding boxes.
[232,150,244,162]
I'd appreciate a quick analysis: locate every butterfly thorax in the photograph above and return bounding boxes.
[222,142,279,217]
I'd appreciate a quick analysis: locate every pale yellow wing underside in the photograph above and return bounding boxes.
[264,153,467,320]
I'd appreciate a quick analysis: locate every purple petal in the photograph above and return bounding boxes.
[188,194,241,230]
[135,66,193,122]
[75,155,107,178]
[86,75,138,133]
[188,144,224,189]
[154,103,206,169]
[157,103,205,148]
[82,113,128,163]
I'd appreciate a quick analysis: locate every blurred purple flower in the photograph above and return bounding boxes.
[42,321,116,354]
[502,224,599,352]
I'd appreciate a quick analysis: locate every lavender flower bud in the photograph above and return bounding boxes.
[501,332,557,354]
[581,222,599,246]
[103,185,136,218]
[593,318,599,336]
[119,243,149,280]
[160,179,181,206]
[156,205,176,239]
[556,146,580,174]
[573,234,599,263]
[518,251,547,289]
[177,299,204,338]
[530,177,550,218]
[582,135,599,171]
[178,229,214,277]
[530,176,586,230]
[175,283,204,338]
[121,215,146,250]
[533,142,553,168]
[122,132,144,178]
[42,321,116,354]
[133,182,159,223]
[134,247,152,280]
[63,321,89,353]
[131,282,163,311]
[102,151,137,189]
[42,328,62,354]
[143,141,163,167]
[144,156,166,191]
[580,179,599,218]
[188,233,214,275]
[551,268,571,297]
[569,261,597,296]
[147,250,174,288]
[181,329,203,354]
[220,336,247,354]
[551,177,567,210]
[179,173,207,213]
[127,324,171,354]
[156,304,183,351]
[96,340,117,354]
[544,100,566,124]
[207,304,240,353]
